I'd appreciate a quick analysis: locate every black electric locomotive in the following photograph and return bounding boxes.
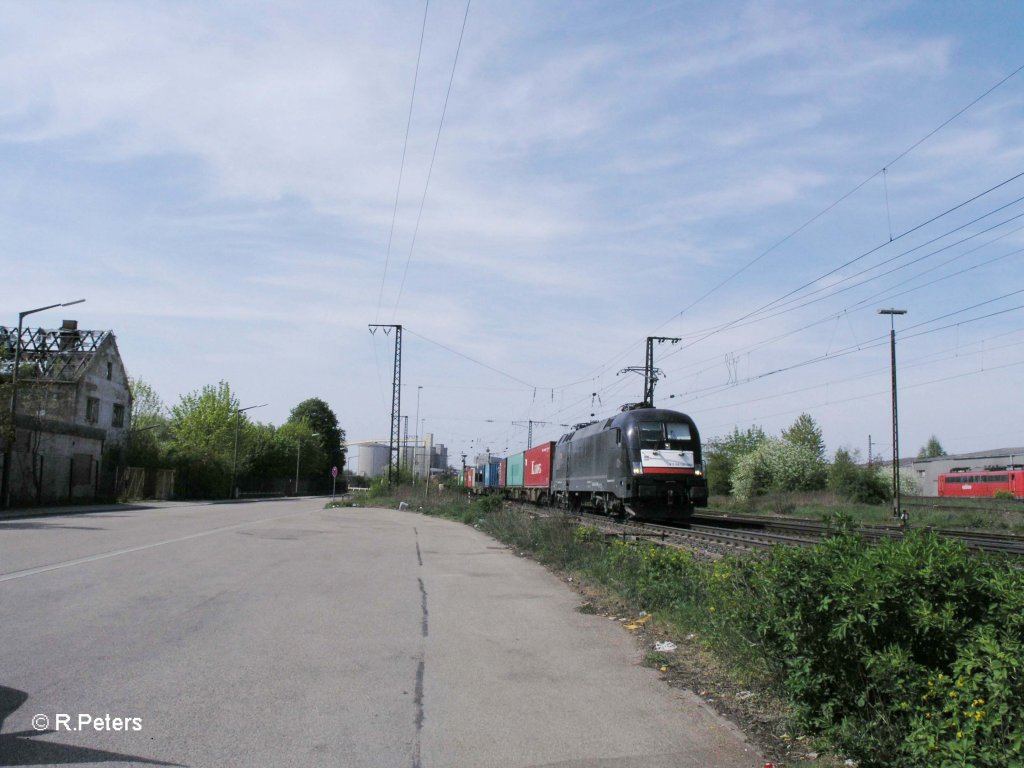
[550,406,707,521]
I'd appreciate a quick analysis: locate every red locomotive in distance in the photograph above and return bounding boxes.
[938,469,1024,500]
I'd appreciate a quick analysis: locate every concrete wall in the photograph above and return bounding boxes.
[77,337,132,450]
[4,416,106,504]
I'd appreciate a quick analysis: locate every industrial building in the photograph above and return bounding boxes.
[911,447,1024,497]
[356,433,449,479]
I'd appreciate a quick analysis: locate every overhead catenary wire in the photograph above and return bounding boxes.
[658,171,1024,365]
[391,178,1024,431]
[429,327,1024,454]
[659,214,1024,383]
[391,0,473,321]
[375,0,431,324]
[404,327,539,389]
[666,63,1024,326]
[575,62,1024,386]
[661,291,1024,403]
[696,357,1024,438]
[677,330,1024,417]
[375,61,1024,455]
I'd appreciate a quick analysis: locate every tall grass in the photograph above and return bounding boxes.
[712,491,1024,532]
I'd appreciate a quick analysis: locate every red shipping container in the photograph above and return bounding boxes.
[464,466,475,488]
[524,442,554,488]
[499,458,508,488]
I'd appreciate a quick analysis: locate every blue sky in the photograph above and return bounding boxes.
[3,1,1023,470]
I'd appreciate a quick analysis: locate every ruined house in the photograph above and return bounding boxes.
[0,320,131,506]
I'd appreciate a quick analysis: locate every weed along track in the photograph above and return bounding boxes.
[689,509,1024,556]
[516,501,1024,560]
[568,511,818,557]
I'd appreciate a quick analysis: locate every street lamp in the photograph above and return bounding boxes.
[878,308,907,524]
[295,432,319,495]
[415,385,422,482]
[231,403,267,499]
[2,298,86,508]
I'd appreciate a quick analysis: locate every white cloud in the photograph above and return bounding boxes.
[1,0,1022,458]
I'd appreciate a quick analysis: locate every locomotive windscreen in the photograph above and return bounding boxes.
[639,422,692,448]
[666,423,692,444]
[635,421,696,472]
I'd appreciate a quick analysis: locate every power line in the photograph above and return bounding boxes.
[404,326,538,389]
[666,292,1024,403]
[660,172,1024,365]
[667,62,1024,324]
[580,62,1024,384]
[680,331,1024,417]
[658,208,1024,380]
[697,357,1024,438]
[375,0,431,323]
[392,0,473,320]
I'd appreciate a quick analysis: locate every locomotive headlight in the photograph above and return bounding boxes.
[632,462,643,475]
[694,469,703,476]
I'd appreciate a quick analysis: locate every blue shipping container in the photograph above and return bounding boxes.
[482,462,503,488]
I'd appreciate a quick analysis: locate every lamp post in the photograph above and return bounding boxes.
[878,308,907,524]
[415,385,422,482]
[295,432,319,495]
[231,403,267,499]
[2,298,86,508]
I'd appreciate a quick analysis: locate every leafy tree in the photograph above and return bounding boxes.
[277,418,328,492]
[126,378,168,467]
[167,381,239,498]
[704,425,767,496]
[782,413,826,462]
[917,435,946,459]
[242,422,285,484]
[129,377,166,428]
[289,398,345,473]
[732,438,828,500]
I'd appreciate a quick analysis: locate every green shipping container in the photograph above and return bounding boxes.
[506,452,525,488]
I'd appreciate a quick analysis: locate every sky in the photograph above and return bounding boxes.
[2,0,1023,473]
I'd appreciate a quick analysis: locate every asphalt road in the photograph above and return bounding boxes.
[0,499,762,767]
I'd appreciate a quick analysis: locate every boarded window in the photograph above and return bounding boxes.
[112,403,125,428]
[86,397,100,423]
[72,454,93,486]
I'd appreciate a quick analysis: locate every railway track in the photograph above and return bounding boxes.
[690,511,1024,557]
[526,505,1024,557]
[571,512,819,556]
[516,497,1024,557]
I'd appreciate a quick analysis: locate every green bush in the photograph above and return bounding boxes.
[829,449,891,504]
[720,532,1024,767]
[905,625,1024,766]
[704,452,735,496]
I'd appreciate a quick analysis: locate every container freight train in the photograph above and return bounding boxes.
[464,407,708,522]
[938,469,1024,500]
